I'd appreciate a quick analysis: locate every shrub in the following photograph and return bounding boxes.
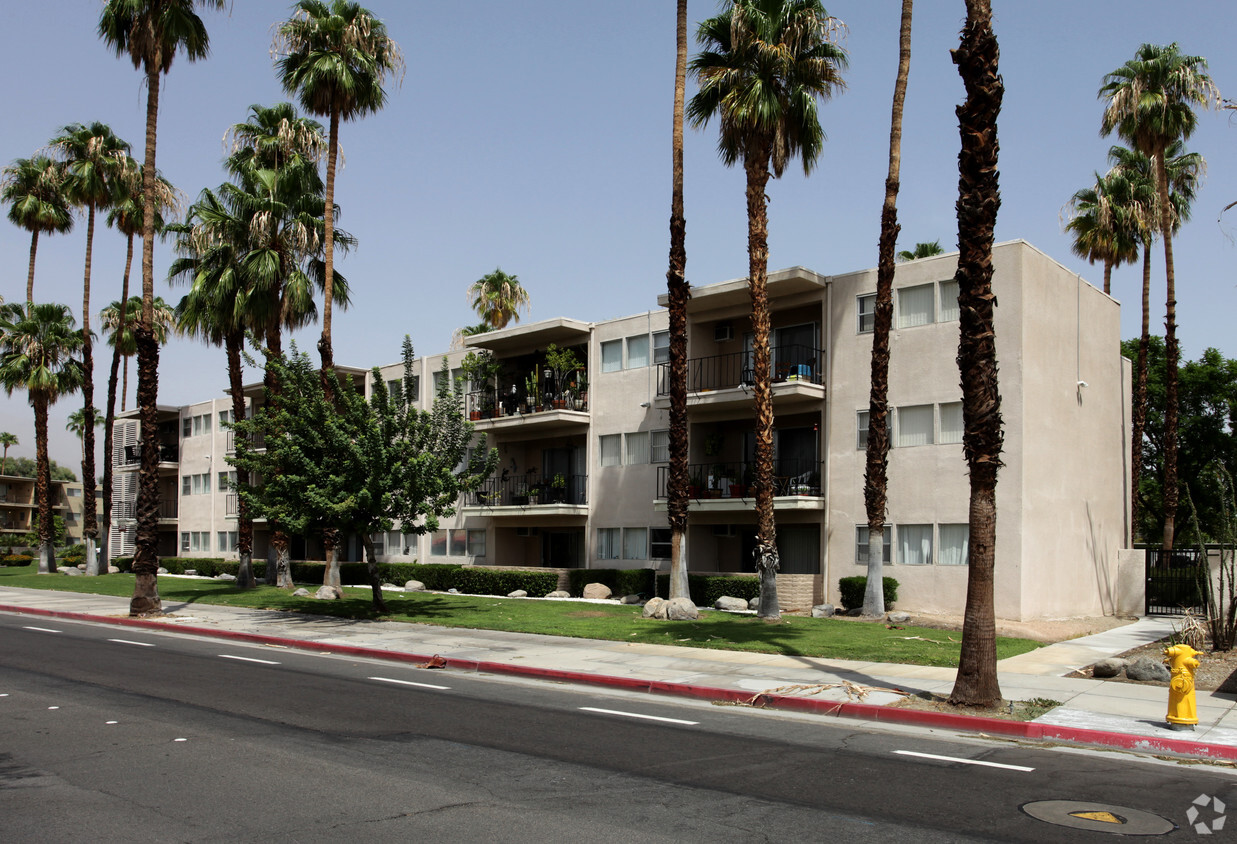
[838,575,899,610]
[157,557,229,576]
[2,553,33,565]
[654,573,761,605]
[569,568,656,598]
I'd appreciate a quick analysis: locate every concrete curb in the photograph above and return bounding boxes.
[4,603,1234,763]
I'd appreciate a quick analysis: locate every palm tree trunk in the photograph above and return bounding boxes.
[323,527,340,588]
[1132,241,1151,540]
[33,393,55,574]
[26,230,38,304]
[81,204,101,575]
[1102,260,1112,297]
[263,316,290,589]
[949,0,1004,708]
[1157,152,1180,551]
[863,0,914,618]
[130,64,163,617]
[101,233,134,565]
[318,109,339,400]
[665,0,691,602]
[227,330,256,589]
[744,149,779,620]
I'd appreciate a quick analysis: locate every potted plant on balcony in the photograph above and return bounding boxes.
[524,371,540,412]
[570,370,588,411]
[730,465,751,498]
[549,472,568,503]
[706,464,725,498]
[688,470,703,499]
[544,343,583,410]
[461,350,500,419]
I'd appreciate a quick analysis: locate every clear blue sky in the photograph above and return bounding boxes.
[4,1,1237,470]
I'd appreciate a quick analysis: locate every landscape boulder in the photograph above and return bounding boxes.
[292,588,311,597]
[62,567,82,576]
[404,580,425,591]
[620,594,643,605]
[665,597,699,621]
[507,589,528,598]
[107,566,120,574]
[811,603,836,619]
[215,573,236,582]
[314,585,342,600]
[749,597,761,610]
[1090,657,1127,678]
[544,590,571,599]
[582,583,612,600]
[157,567,168,574]
[1125,657,1170,683]
[886,611,911,624]
[714,596,748,612]
[642,597,667,619]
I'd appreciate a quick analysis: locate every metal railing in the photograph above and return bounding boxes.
[119,442,179,466]
[465,388,587,419]
[655,458,821,499]
[656,343,824,396]
[468,472,588,507]
[111,500,178,520]
[226,431,265,453]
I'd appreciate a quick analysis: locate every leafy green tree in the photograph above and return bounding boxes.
[99,0,227,616]
[0,432,17,475]
[23,514,67,549]
[1100,42,1218,552]
[895,240,943,262]
[275,0,404,387]
[0,303,85,573]
[689,0,847,619]
[2,156,74,303]
[3,456,77,482]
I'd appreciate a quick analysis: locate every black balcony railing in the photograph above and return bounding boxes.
[656,343,824,396]
[112,499,178,519]
[655,458,821,499]
[120,442,179,466]
[465,388,587,419]
[468,472,587,507]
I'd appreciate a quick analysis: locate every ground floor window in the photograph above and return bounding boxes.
[597,527,620,560]
[217,531,238,553]
[428,528,486,558]
[623,527,647,560]
[181,531,210,553]
[650,527,672,559]
[855,525,892,565]
[938,524,969,565]
[777,525,820,574]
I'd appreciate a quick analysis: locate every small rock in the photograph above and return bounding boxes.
[184,569,197,576]
[582,583,612,600]
[620,594,643,605]
[107,566,119,574]
[215,573,236,582]
[448,587,459,594]
[77,563,87,571]
[507,589,528,598]
[62,567,82,576]
[292,588,310,597]
[749,597,761,610]
[811,603,836,618]
[845,607,863,617]
[404,580,425,591]
[1091,657,1127,678]
[1125,657,1170,682]
[381,582,398,590]
[314,585,342,600]
[886,611,911,624]
[157,567,168,574]
[665,597,699,620]
[642,597,668,619]
[545,590,571,599]
[714,596,748,612]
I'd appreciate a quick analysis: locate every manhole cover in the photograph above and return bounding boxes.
[1021,801,1175,835]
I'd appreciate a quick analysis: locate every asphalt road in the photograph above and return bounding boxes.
[1,612,1233,842]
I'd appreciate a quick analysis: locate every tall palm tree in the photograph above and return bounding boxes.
[665,0,691,603]
[1100,43,1218,552]
[895,240,944,262]
[465,268,531,332]
[862,0,913,618]
[274,0,404,388]
[948,0,1004,708]
[99,296,176,411]
[1064,173,1140,297]
[689,0,847,619]
[67,407,103,466]
[52,122,134,574]
[1104,141,1202,540]
[0,432,18,475]
[2,156,74,303]
[0,303,85,573]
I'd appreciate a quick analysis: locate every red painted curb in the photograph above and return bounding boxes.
[4,602,1234,761]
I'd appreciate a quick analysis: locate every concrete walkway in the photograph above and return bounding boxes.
[2,584,1234,761]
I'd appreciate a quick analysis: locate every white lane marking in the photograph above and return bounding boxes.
[48,706,59,710]
[218,654,281,665]
[579,707,699,726]
[106,721,118,725]
[174,738,187,742]
[108,638,155,647]
[0,693,8,697]
[23,626,61,633]
[894,750,1035,772]
[369,676,450,691]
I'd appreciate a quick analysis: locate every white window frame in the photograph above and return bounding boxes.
[653,330,670,365]
[467,529,486,557]
[938,280,960,322]
[430,530,447,557]
[626,334,650,369]
[938,524,970,565]
[896,283,936,329]
[597,527,620,560]
[599,434,621,467]
[650,429,669,464]
[855,525,892,565]
[857,294,876,334]
[622,527,648,560]
[600,340,623,373]
[939,401,964,445]
[896,404,934,448]
[897,524,933,566]
[856,410,870,450]
[625,431,650,465]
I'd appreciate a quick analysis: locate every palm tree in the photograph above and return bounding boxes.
[2,156,74,303]
[466,268,531,331]
[862,0,913,618]
[0,303,85,573]
[689,0,847,619]
[52,122,134,574]
[1064,173,1140,297]
[665,0,691,603]
[99,0,225,615]
[274,0,404,387]
[0,432,17,475]
[948,0,1004,708]
[67,407,103,463]
[895,240,944,262]
[99,296,176,410]
[1100,43,1218,552]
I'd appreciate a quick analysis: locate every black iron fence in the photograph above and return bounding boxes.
[120,442,179,465]
[656,343,824,396]
[655,458,821,499]
[465,388,587,419]
[468,472,587,507]
[1145,547,1209,616]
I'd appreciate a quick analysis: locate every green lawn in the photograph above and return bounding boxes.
[0,564,1042,668]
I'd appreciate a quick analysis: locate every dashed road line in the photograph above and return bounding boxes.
[579,707,699,726]
[369,676,451,690]
[22,626,61,634]
[108,638,155,647]
[894,750,1034,772]
[218,654,281,665]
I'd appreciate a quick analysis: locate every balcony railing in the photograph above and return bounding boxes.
[226,431,266,453]
[119,442,179,466]
[467,472,587,507]
[465,388,587,419]
[226,493,239,516]
[655,458,821,499]
[656,343,824,395]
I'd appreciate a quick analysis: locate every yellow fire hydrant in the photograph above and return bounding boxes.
[1164,643,1201,728]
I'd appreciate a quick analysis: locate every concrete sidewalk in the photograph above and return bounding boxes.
[2,583,1235,761]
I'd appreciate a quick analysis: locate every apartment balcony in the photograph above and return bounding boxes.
[654,343,826,416]
[461,472,588,517]
[654,459,824,512]
[118,442,180,469]
[225,431,266,454]
[112,500,179,523]
[465,389,589,436]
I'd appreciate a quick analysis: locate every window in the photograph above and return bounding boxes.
[625,431,649,465]
[939,402,964,444]
[653,330,670,364]
[217,531,238,553]
[650,527,672,559]
[896,405,934,447]
[623,527,648,560]
[938,280,960,322]
[387,531,404,554]
[597,527,620,560]
[938,524,969,565]
[181,532,190,553]
[626,334,650,369]
[450,529,467,557]
[371,533,385,555]
[218,409,233,425]
[857,294,875,334]
[218,470,236,491]
[599,434,621,467]
[898,524,933,565]
[67,487,82,497]
[855,525,892,565]
[182,418,192,438]
[430,530,447,557]
[467,529,486,557]
[650,429,669,463]
[182,476,192,495]
[897,283,935,328]
[601,340,623,373]
[193,414,211,436]
[856,410,869,450]
[432,370,447,395]
[386,379,401,399]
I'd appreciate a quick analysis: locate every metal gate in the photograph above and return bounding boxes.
[1144,547,1208,616]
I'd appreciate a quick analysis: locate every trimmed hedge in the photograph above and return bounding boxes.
[655,573,761,606]
[838,575,899,610]
[568,568,656,598]
[2,553,33,565]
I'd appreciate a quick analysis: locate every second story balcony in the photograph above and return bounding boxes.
[463,472,588,511]
[655,343,825,414]
[654,459,824,510]
[464,388,589,435]
[119,441,179,468]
